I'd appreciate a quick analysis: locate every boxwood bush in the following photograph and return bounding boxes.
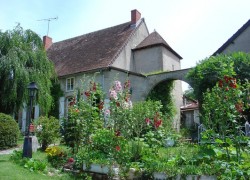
[0,113,20,150]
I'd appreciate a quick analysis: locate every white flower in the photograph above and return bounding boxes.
[122,100,133,109]
[109,89,118,100]
[36,125,42,132]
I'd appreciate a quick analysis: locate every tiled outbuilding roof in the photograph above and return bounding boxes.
[47,21,138,77]
[133,31,182,59]
[213,19,250,55]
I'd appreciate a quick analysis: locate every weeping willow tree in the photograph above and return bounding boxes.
[0,25,55,115]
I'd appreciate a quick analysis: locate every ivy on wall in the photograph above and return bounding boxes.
[146,80,176,120]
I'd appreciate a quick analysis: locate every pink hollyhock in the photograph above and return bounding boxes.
[114,81,122,92]
[105,109,110,115]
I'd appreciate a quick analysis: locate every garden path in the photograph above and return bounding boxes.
[0,147,21,155]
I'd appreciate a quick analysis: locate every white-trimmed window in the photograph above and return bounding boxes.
[66,77,75,91]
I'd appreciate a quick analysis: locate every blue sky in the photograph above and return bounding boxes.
[1,0,249,90]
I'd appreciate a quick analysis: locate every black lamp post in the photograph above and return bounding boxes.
[23,82,38,158]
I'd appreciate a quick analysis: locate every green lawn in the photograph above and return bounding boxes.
[0,153,73,180]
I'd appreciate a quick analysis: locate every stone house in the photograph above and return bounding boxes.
[180,96,200,129]
[42,9,183,129]
[213,19,250,55]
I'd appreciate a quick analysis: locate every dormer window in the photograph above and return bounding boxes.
[66,77,75,92]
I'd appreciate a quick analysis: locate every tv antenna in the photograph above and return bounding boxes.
[37,17,58,36]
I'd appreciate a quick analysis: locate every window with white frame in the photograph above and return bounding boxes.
[66,77,75,91]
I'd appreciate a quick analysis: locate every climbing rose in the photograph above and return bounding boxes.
[154,120,162,128]
[235,103,243,113]
[68,158,74,163]
[218,80,223,88]
[145,118,151,125]
[115,146,121,151]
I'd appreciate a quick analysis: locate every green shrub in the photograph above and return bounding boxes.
[35,116,60,151]
[0,113,20,150]
[10,150,47,172]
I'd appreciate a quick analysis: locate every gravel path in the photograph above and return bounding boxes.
[0,147,21,155]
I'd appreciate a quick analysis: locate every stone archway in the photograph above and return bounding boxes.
[145,68,192,96]
[130,68,193,131]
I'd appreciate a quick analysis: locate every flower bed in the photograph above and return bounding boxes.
[61,77,250,179]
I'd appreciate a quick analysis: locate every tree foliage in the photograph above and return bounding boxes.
[187,52,250,104]
[183,86,196,100]
[0,25,55,115]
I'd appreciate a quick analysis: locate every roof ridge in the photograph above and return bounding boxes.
[133,30,182,59]
[51,21,132,45]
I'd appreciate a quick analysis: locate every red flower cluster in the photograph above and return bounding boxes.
[84,82,98,98]
[98,101,104,110]
[145,118,150,125]
[219,76,237,89]
[153,112,162,128]
[92,82,97,91]
[84,91,91,97]
[115,146,121,151]
[115,130,121,136]
[68,157,74,163]
[69,97,76,106]
[116,102,120,107]
[235,102,243,113]
[145,112,163,129]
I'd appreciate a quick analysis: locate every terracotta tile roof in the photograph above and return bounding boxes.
[180,102,199,111]
[181,95,199,111]
[47,21,136,77]
[133,31,182,59]
[213,19,250,55]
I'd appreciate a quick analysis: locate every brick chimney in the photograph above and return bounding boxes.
[43,36,52,50]
[131,9,141,25]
